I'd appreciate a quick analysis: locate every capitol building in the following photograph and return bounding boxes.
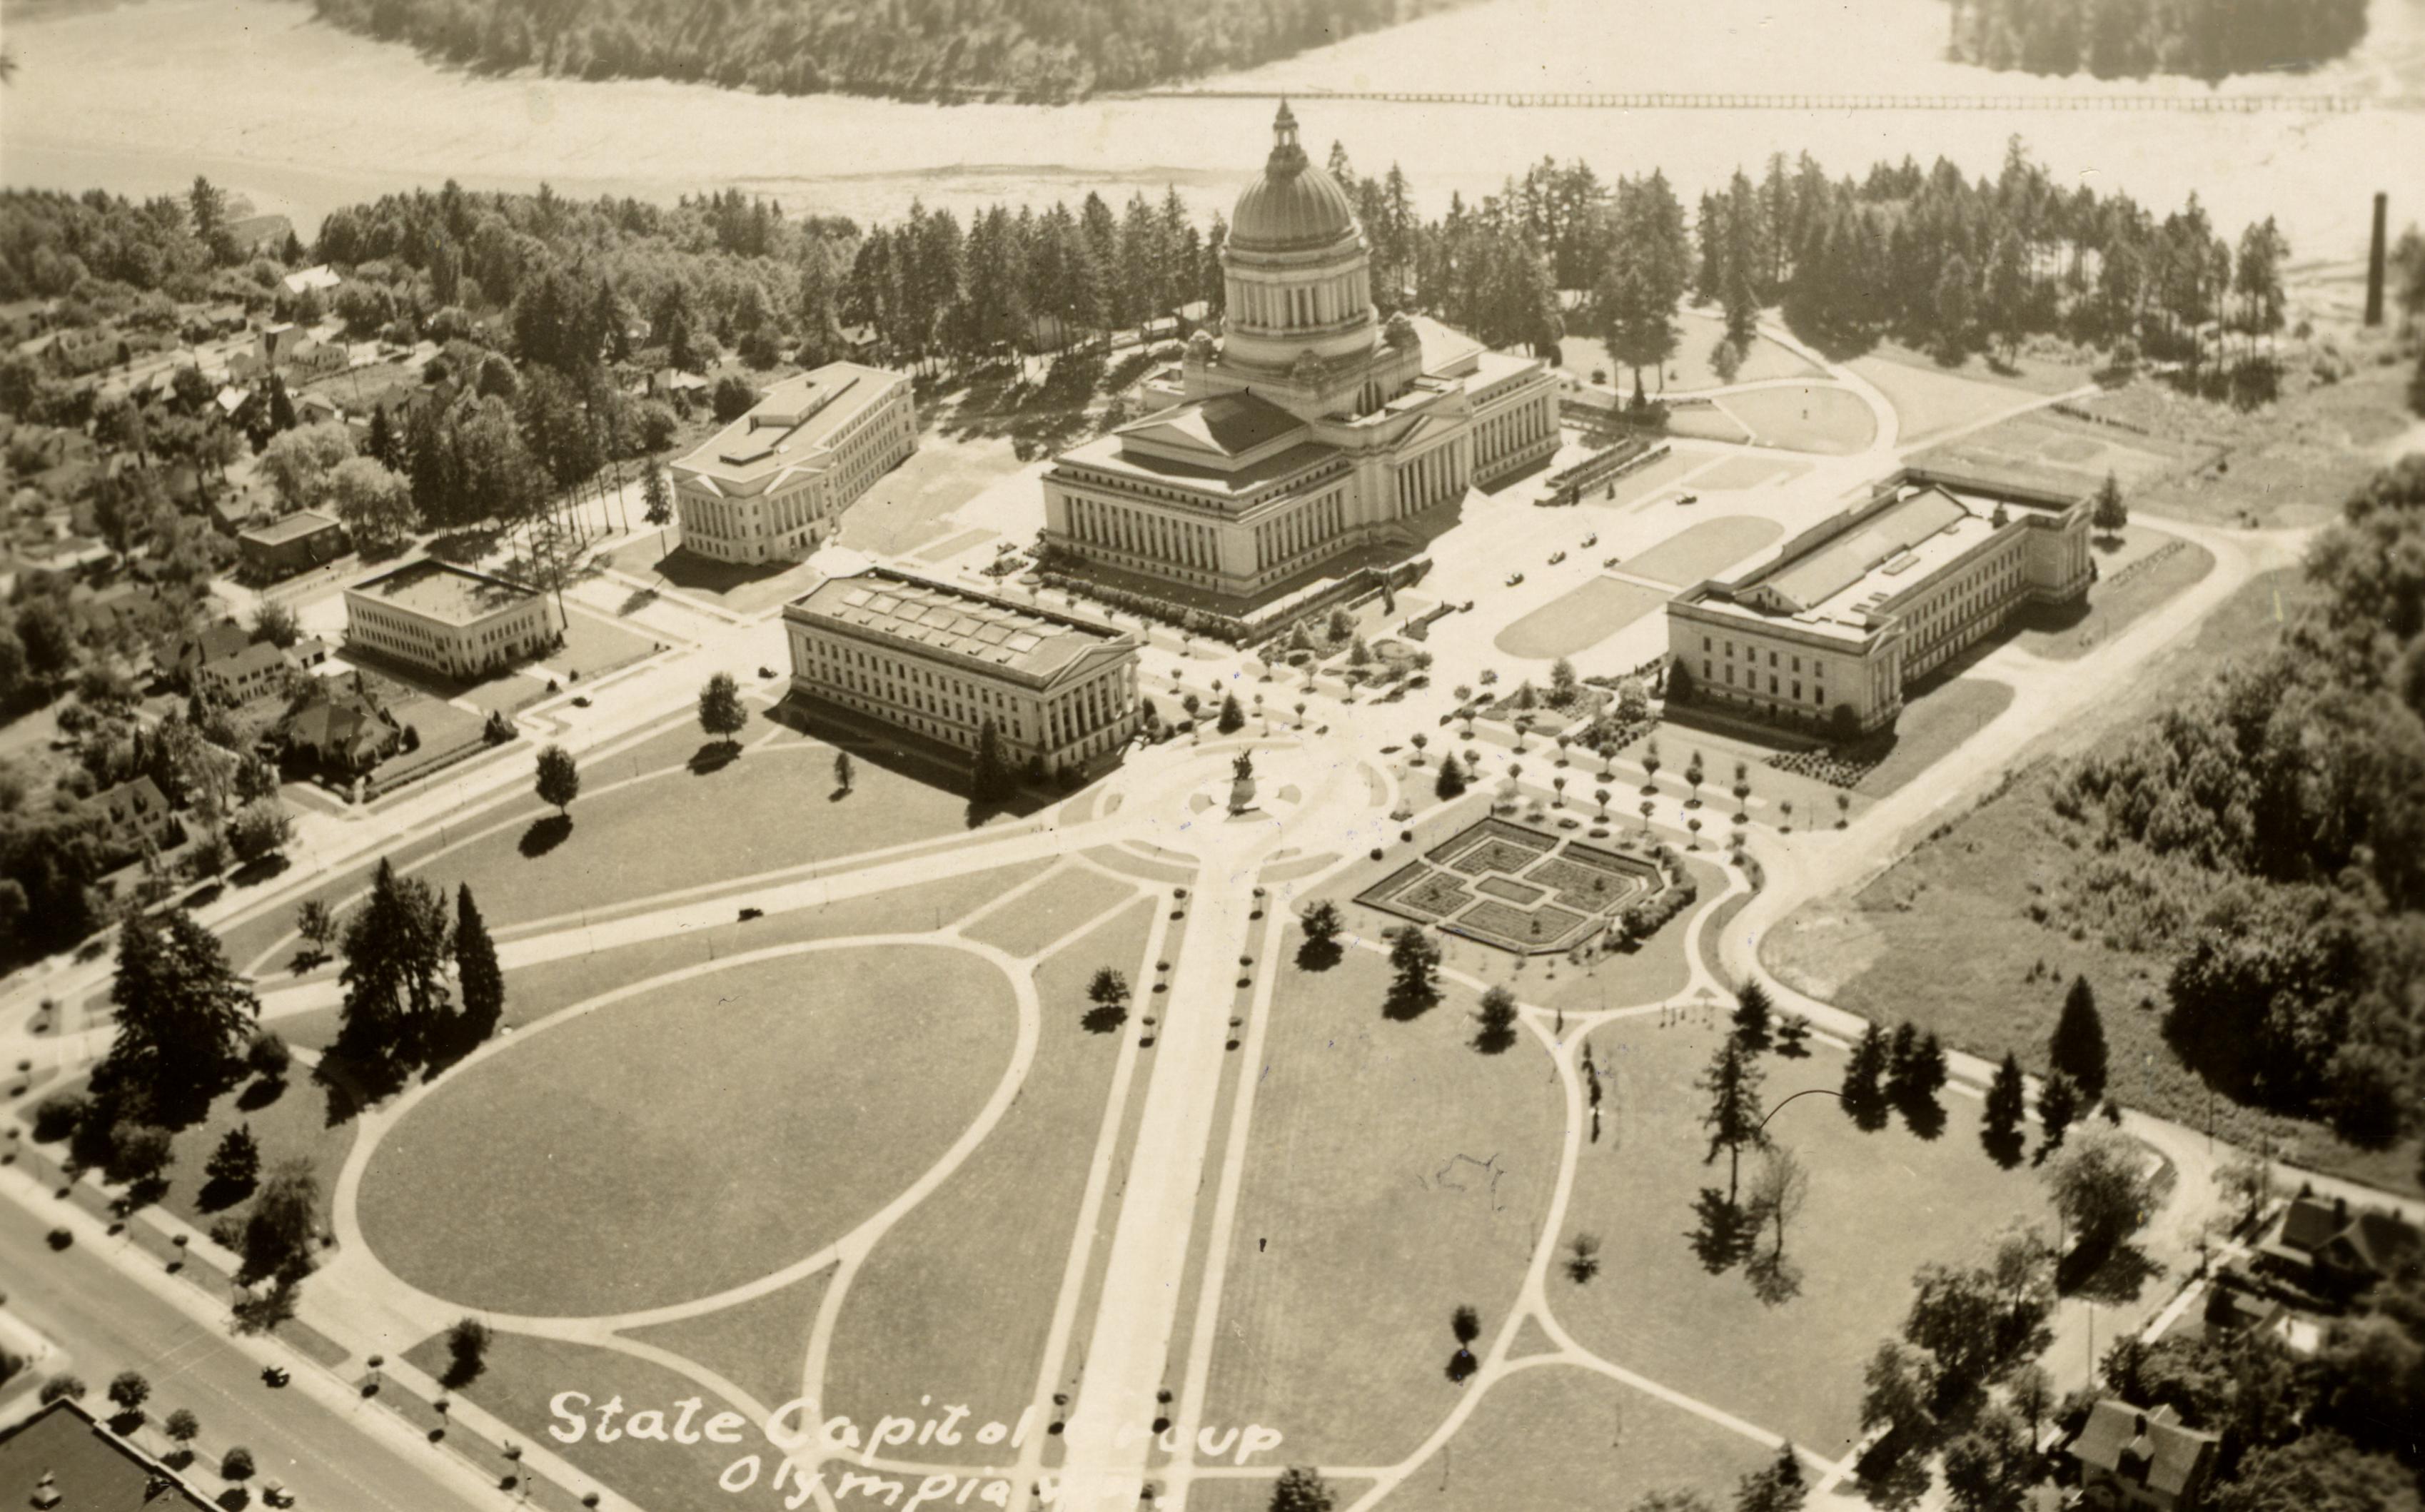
[1041,104,1561,605]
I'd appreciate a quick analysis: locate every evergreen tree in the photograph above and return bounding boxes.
[335,858,454,1077]
[972,717,1014,802]
[454,884,504,1047]
[1386,927,1441,1014]
[1436,760,1467,800]
[99,907,260,1119]
[236,1158,321,1289]
[205,1123,261,1196]
[1269,1467,1335,1512]
[2091,470,2128,539]
[1982,1052,2028,1166]
[2036,1071,2081,1156]
[1732,978,1774,1050]
[1842,1022,1890,1130]
[1698,1034,1768,1204]
[1885,1020,1921,1106]
[2050,975,2108,1101]
[1734,1440,1808,1512]
[640,454,673,528]
[1217,693,1245,733]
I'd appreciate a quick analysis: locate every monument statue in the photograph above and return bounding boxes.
[1227,747,1259,815]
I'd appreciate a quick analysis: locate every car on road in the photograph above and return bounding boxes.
[570,695,590,708]
[1603,555,1623,569]
[1678,492,1700,505]
[1505,571,1526,586]
[1548,550,1567,565]
[1581,533,1598,547]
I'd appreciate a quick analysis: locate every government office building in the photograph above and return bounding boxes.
[1039,104,1561,603]
[670,362,917,564]
[1665,470,2092,734]
[342,558,561,681]
[783,568,1141,777]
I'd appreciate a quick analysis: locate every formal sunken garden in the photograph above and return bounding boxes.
[1356,817,1665,952]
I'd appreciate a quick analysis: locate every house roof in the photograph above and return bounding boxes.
[279,676,399,754]
[346,558,540,625]
[178,619,253,666]
[671,363,909,495]
[2277,1196,2345,1253]
[89,775,171,830]
[208,640,291,682]
[0,1398,215,1511]
[2070,1401,2216,1499]
[787,568,1135,687]
[240,509,344,548]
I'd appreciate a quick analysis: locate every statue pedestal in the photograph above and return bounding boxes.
[1226,776,1259,816]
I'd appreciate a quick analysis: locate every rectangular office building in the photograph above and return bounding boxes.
[672,363,917,564]
[343,559,561,680]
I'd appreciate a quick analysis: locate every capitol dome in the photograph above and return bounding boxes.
[1229,102,1357,253]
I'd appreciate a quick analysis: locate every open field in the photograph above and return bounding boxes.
[1493,577,1668,660]
[2010,529,2217,663]
[1855,673,2015,800]
[1378,1364,1777,1511]
[357,942,1019,1314]
[1663,405,1753,445]
[1912,405,2213,503]
[1850,349,2053,443]
[621,1266,834,1413]
[1556,1017,2048,1458]
[1559,312,1821,397]
[1201,942,1564,1465]
[1620,515,1787,588]
[833,428,1037,558]
[960,862,1141,958]
[820,899,1152,1457]
[547,604,665,681]
[1765,565,2424,1196]
[602,536,827,618]
[1720,384,1877,454]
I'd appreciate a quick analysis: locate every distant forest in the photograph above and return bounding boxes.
[1944,0,2368,80]
[303,0,1476,100]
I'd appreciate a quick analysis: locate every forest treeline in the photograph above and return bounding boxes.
[1944,0,2369,81]
[2055,458,2425,1150]
[304,0,1476,100]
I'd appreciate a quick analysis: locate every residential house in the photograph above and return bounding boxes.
[0,1397,215,1511]
[2257,1194,2424,1298]
[274,672,404,773]
[282,263,342,296]
[196,638,294,705]
[86,775,184,862]
[2065,1401,2217,1511]
[172,618,253,682]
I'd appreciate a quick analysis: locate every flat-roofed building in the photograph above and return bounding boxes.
[1665,468,2091,735]
[237,509,348,580]
[342,558,560,680]
[783,567,1141,777]
[671,363,918,564]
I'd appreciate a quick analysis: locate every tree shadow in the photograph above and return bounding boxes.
[617,585,661,617]
[311,1043,407,1127]
[1081,1004,1127,1035]
[1851,1432,1934,1512]
[1896,1092,1947,1141]
[438,1356,485,1392]
[518,813,573,858]
[228,853,292,890]
[1689,1189,1757,1274]
[235,1076,285,1112]
[1981,1126,2027,1170]
[196,1173,256,1214]
[1444,1348,1478,1384]
[1471,1019,1518,1054]
[2059,1238,2166,1306]
[687,742,740,777]
[1294,937,1343,972]
[1747,1250,1804,1306]
[1383,982,1440,1022]
[286,945,328,976]
[425,526,502,563]
[1846,1090,1893,1134]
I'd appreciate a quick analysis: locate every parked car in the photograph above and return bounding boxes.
[1603,555,1623,569]
[570,695,590,708]
[738,907,764,922]
[1548,550,1567,565]
[1580,533,1598,547]
[1505,571,1526,586]
[1678,492,1700,505]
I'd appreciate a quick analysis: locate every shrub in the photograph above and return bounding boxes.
[222,1446,256,1480]
[30,1092,88,1144]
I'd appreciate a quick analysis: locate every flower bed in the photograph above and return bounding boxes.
[1473,876,1546,905]
[1452,899,1592,952]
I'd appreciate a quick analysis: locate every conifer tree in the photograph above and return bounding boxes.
[2037,1071,2081,1156]
[1698,1034,1769,1204]
[100,907,260,1119]
[2050,975,2108,1102]
[336,858,454,1076]
[1733,979,1774,1051]
[1842,1022,1890,1131]
[454,884,504,1048]
[1982,1052,2028,1165]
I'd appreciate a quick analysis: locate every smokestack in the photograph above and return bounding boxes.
[2365,192,2388,327]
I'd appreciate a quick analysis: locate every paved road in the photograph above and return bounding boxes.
[0,1181,495,1512]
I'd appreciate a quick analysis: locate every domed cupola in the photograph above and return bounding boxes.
[1230,101,1358,254]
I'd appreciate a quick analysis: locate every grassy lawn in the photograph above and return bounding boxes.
[408,1329,798,1511]
[959,862,1141,959]
[1461,855,1731,1016]
[1555,1017,2047,1458]
[400,735,974,932]
[1200,942,1565,1465]
[2012,532,2217,663]
[1564,313,1821,395]
[357,943,1019,1314]
[1620,515,1788,588]
[622,1266,832,1413]
[374,695,489,781]
[39,1066,359,1232]
[1850,350,2045,444]
[601,536,827,619]
[1719,385,1877,455]
[1855,674,2016,800]
[1912,409,2207,503]
[1493,577,1669,660]
[543,605,663,682]
[821,898,1154,1461]
[1664,405,1753,445]
[1376,1364,1775,1511]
